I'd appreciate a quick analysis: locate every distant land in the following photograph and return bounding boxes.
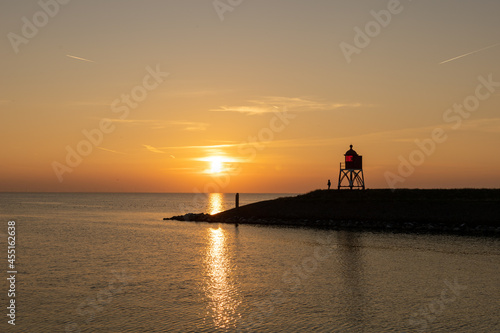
[165,189,500,236]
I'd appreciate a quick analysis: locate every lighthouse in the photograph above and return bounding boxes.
[338,145,365,190]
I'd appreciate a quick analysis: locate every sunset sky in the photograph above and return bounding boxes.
[1,0,499,192]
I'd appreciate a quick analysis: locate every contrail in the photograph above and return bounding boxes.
[439,43,500,64]
[66,54,96,63]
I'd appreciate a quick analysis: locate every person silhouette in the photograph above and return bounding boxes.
[327,179,331,190]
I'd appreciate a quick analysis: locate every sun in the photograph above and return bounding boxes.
[201,155,238,175]
[208,156,225,174]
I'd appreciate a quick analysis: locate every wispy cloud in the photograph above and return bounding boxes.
[160,118,500,154]
[143,145,166,154]
[372,118,500,144]
[66,54,96,63]
[67,101,111,107]
[160,139,341,153]
[107,119,209,131]
[97,147,126,154]
[439,43,500,64]
[211,96,364,115]
[168,121,210,131]
[142,145,176,157]
[193,156,244,163]
[212,105,274,115]
[160,143,240,150]
[108,119,153,124]
[459,117,500,133]
[165,88,236,98]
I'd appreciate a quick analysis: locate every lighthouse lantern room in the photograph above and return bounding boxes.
[338,145,365,190]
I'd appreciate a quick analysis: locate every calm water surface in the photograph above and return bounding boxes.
[0,193,499,332]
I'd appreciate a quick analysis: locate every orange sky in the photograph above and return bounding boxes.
[1,1,499,192]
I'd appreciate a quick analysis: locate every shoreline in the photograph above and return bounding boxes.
[164,189,500,237]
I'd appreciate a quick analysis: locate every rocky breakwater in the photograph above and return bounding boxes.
[164,189,500,236]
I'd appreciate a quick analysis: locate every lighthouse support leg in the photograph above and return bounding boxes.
[338,169,365,190]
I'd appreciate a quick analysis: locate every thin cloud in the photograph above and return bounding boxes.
[67,101,111,107]
[154,118,500,159]
[97,147,126,154]
[143,145,166,154]
[459,117,500,133]
[211,96,364,115]
[372,118,500,144]
[164,167,198,172]
[108,119,153,124]
[107,119,209,131]
[160,143,240,150]
[161,139,333,152]
[439,43,500,64]
[251,96,363,110]
[212,106,273,115]
[66,54,96,63]
[169,121,210,131]
[193,156,244,163]
[165,88,236,97]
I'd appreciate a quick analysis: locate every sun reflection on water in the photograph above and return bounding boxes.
[204,227,240,329]
[208,193,224,215]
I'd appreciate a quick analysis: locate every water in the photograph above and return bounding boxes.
[0,193,499,332]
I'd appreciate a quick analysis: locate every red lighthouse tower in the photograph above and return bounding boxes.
[338,145,365,190]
